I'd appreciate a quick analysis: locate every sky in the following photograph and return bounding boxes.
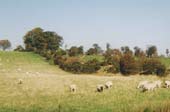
[0,0,170,54]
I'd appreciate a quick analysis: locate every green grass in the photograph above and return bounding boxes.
[160,57,170,68]
[1,51,170,112]
[79,55,104,63]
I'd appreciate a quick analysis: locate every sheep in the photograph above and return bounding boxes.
[26,72,30,75]
[137,80,149,89]
[154,80,162,88]
[17,68,21,71]
[17,79,23,84]
[69,84,77,92]
[97,84,104,92]
[105,81,113,89]
[165,81,170,88]
[35,72,40,74]
[141,82,157,92]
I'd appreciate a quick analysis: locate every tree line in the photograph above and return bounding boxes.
[1,27,169,76]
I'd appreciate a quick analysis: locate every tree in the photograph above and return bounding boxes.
[121,46,133,55]
[93,43,102,54]
[0,39,11,51]
[120,53,140,75]
[146,45,157,58]
[106,43,111,51]
[166,49,169,57]
[68,46,84,56]
[86,48,97,55]
[134,46,145,57]
[23,27,63,52]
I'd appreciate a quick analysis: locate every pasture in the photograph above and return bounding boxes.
[0,51,170,112]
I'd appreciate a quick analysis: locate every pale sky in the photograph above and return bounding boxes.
[0,0,170,54]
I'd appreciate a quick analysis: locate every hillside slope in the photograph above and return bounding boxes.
[0,51,170,112]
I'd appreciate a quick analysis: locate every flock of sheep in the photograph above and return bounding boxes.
[69,81,113,93]
[17,78,170,93]
[69,80,170,93]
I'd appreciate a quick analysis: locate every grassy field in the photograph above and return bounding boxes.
[1,51,170,112]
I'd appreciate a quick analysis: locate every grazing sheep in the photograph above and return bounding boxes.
[70,84,77,92]
[137,80,149,89]
[35,72,40,74]
[18,79,23,84]
[165,81,170,88]
[142,83,157,92]
[154,80,162,88]
[17,68,21,71]
[26,72,30,75]
[105,81,113,89]
[97,84,104,92]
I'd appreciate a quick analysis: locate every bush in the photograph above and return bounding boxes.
[120,53,140,75]
[58,57,82,73]
[104,55,120,65]
[55,57,101,74]
[56,48,66,56]
[156,64,166,76]
[104,65,120,73]
[82,59,101,73]
[142,58,166,76]
[14,45,25,51]
[54,55,65,65]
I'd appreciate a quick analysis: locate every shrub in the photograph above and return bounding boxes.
[59,57,82,73]
[120,53,140,75]
[55,57,101,74]
[54,55,66,65]
[56,48,66,56]
[142,58,166,76]
[14,45,25,51]
[82,59,101,73]
[104,65,120,73]
[156,64,166,76]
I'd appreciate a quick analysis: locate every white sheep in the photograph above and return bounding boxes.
[18,79,23,84]
[26,72,30,75]
[17,68,21,71]
[105,81,113,89]
[97,84,104,92]
[154,80,162,88]
[165,81,170,88]
[69,84,77,92]
[137,80,149,89]
[142,83,157,92]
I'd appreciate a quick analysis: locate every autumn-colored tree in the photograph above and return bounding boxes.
[120,53,140,75]
[0,39,11,51]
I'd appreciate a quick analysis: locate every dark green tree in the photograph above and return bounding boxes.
[146,45,157,58]
[23,27,63,52]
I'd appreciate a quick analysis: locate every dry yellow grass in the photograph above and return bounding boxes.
[1,51,170,112]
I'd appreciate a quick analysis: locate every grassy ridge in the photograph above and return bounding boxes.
[0,51,170,112]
